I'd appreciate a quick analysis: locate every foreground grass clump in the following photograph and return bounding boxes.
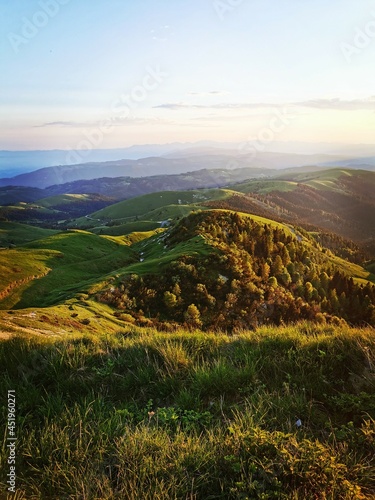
[0,322,374,499]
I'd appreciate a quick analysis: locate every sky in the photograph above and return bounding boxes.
[1,0,375,151]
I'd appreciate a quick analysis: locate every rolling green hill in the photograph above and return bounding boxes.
[36,193,111,208]
[1,169,374,329]
[69,188,236,233]
[92,210,375,330]
[90,188,234,220]
[0,221,57,246]
[1,168,374,259]
[233,179,298,194]
[0,186,45,205]
[1,207,374,326]
[0,230,136,309]
[0,193,113,225]
[59,169,375,260]
[207,169,375,253]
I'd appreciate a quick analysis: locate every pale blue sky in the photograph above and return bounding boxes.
[1,0,375,150]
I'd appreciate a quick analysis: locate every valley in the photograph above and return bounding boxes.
[0,166,374,329]
[0,162,374,499]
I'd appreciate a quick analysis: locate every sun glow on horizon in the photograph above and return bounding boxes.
[1,0,375,150]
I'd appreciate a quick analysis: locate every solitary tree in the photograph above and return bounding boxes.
[184,304,202,329]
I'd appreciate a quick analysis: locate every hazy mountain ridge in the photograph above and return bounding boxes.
[1,149,373,189]
[2,140,375,175]
[0,166,280,205]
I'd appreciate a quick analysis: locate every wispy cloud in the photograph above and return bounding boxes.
[33,121,88,128]
[154,102,278,110]
[34,117,175,129]
[155,97,375,111]
[187,90,230,97]
[297,97,375,110]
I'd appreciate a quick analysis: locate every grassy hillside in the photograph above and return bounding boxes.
[227,169,375,197]
[89,188,234,220]
[0,193,113,225]
[35,193,113,209]
[0,230,136,309]
[0,322,374,498]
[212,169,375,251]
[69,188,234,232]
[1,168,373,258]
[1,209,374,326]
[233,179,298,194]
[73,168,375,255]
[94,210,375,330]
[0,299,134,339]
[0,186,45,205]
[92,220,163,235]
[280,167,375,189]
[0,221,57,246]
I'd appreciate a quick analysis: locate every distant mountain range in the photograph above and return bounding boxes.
[1,141,375,184]
[0,145,192,174]
[1,149,375,189]
[0,165,328,205]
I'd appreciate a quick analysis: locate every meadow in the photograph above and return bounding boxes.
[0,322,374,499]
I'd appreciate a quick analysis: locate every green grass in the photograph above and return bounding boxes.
[139,203,208,221]
[0,322,374,499]
[0,248,56,307]
[1,208,373,319]
[323,251,375,284]
[264,168,375,202]
[0,221,57,246]
[234,179,298,194]
[210,208,298,235]
[36,193,98,208]
[99,232,159,246]
[89,188,234,220]
[279,168,375,192]
[0,231,136,309]
[92,221,162,235]
[2,204,55,214]
[113,232,212,276]
[88,205,210,236]
[0,300,134,338]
